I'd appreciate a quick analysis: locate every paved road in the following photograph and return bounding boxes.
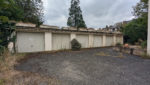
[15,48,150,85]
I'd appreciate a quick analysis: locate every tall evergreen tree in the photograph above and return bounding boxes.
[67,0,87,30]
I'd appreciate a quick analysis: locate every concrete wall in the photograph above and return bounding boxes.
[16,32,123,53]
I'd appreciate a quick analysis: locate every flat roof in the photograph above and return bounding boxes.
[16,26,123,36]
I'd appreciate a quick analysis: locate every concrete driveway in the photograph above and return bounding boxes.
[15,48,150,85]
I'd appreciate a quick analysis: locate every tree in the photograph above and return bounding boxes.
[13,0,44,26]
[0,0,44,54]
[0,0,17,54]
[67,0,87,30]
[0,0,44,26]
[0,0,24,21]
[133,0,148,18]
[0,22,16,47]
[122,0,148,44]
[123,17,147,44]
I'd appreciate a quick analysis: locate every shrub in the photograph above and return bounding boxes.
[71,39,81,51]
[141,41,147,49]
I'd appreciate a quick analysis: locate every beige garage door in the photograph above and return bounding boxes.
[77,34,89,48]
[17,32,45,53]
[106,36,114,46]
[52,34,70,50]
[93,35,103,47]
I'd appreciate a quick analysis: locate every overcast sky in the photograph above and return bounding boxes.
[42,0,140,28]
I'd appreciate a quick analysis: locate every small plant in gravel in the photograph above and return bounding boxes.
[71,39,81,51]
[96,52,110,57]
[114,53,125,58]
[141,53,150,59]
[141,41,147,49]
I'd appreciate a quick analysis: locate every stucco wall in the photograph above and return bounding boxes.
[16,32,123,53]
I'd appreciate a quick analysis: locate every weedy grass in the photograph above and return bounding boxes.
[0,79,5,85]
[0,49,26,72]
[114,53,126,58]
[95,52,110,57]
[0,49,59,85]
[96,51,125,58]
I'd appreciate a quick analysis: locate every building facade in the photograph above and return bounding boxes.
[15,26,123,53]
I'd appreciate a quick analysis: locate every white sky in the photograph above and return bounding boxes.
[42,0,140,28]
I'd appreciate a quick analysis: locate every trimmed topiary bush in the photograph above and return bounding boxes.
[71,39,81,51]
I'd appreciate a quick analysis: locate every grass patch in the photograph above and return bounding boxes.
[0,49,58,85]
[0,79,5,85]
[96,52,110,57]
[0,49,26,72]
[96,51,125,58]
[0,49,26,85]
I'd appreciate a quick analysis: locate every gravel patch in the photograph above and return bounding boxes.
[15,47,150,85]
